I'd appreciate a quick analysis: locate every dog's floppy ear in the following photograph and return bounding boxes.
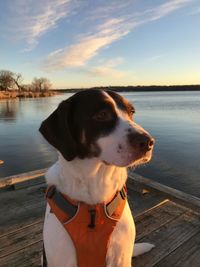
[39,99,77,161]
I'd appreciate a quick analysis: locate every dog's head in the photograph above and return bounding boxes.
[39,89,154,167]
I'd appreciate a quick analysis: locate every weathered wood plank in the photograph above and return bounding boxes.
[155,231,200,267]
[128,172,200,213]
[0,184,45,266]
[0,220,43,258]
[0,168,47,188]
[135,201,187,241]
[0,184,45,235]
[133,211,200,267]
[128,186,166,216]
[0,202,45,237]
[0,241,42,267]
[0,219,43,238]
[13,176,45,190]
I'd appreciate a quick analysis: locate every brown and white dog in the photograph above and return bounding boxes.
[39,89,155,267]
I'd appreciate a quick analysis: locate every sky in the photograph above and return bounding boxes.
[0,0,200,89]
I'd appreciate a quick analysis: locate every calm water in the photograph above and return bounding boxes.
[0,91,200,197]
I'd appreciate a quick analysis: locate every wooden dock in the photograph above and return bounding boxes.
[0,170,199,267]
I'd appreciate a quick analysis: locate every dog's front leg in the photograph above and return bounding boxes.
[106,203,135,267]
[43,205,78,267]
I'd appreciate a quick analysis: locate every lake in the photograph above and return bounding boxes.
[0,91,200,197]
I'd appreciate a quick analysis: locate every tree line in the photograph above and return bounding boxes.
[0,70,52,92]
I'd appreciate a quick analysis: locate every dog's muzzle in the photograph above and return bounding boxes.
[128,133,155,153]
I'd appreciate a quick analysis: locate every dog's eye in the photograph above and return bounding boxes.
[129,109,135,117]
[93,110,111,121]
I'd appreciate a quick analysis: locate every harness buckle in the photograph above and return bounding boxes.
[88,209,96,229]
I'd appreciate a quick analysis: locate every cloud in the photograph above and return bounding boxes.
[2,0,75,50]
[42,18,131,70]
[84,58,128,78]
[43,0,191,71]
[145,0,191,21]
[86,1,133,20]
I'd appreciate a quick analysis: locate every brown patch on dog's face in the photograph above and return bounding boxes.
[40,90,121,160]
[66,90,119,159]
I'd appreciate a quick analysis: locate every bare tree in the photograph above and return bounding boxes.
[0,70,15,91]
[0,71,52,92]
[32,77,51,91]
[13,73,24,92]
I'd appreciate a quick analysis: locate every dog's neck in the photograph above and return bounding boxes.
[46,154,127,205]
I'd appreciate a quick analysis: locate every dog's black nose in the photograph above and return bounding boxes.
[128,133,155,152]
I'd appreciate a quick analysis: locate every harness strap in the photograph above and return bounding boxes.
[46,185,78,222]
[46,185,127,221]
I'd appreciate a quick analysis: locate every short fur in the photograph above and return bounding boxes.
[40,89,155,267]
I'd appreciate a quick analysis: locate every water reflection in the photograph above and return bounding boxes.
[0,100,19,121]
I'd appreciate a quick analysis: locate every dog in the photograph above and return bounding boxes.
[39,89,155,267]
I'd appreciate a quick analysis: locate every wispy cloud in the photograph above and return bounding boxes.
[43,0,191,71]
[145,0,191,21]
[86,1,134,21]
[84,58,128,78]
[1,0,75,50]
[42,18,132,70]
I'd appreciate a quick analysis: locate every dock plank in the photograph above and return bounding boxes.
[129,172,200,213]
[133,211,200,267]
[128,187,166,216]
[155,231,200,267]
[0,241,42,267]
[0,220,43,258]
[0,168,47,189]
[0,185,45,235]
[135,200,187,241]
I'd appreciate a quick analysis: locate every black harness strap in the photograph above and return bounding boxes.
[46,185,78,219]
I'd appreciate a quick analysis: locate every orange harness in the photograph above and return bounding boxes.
[45,185,127,267]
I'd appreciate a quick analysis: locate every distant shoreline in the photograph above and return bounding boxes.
[2,85,200,99]
[57,85,200,93]
[0,90,58,100]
